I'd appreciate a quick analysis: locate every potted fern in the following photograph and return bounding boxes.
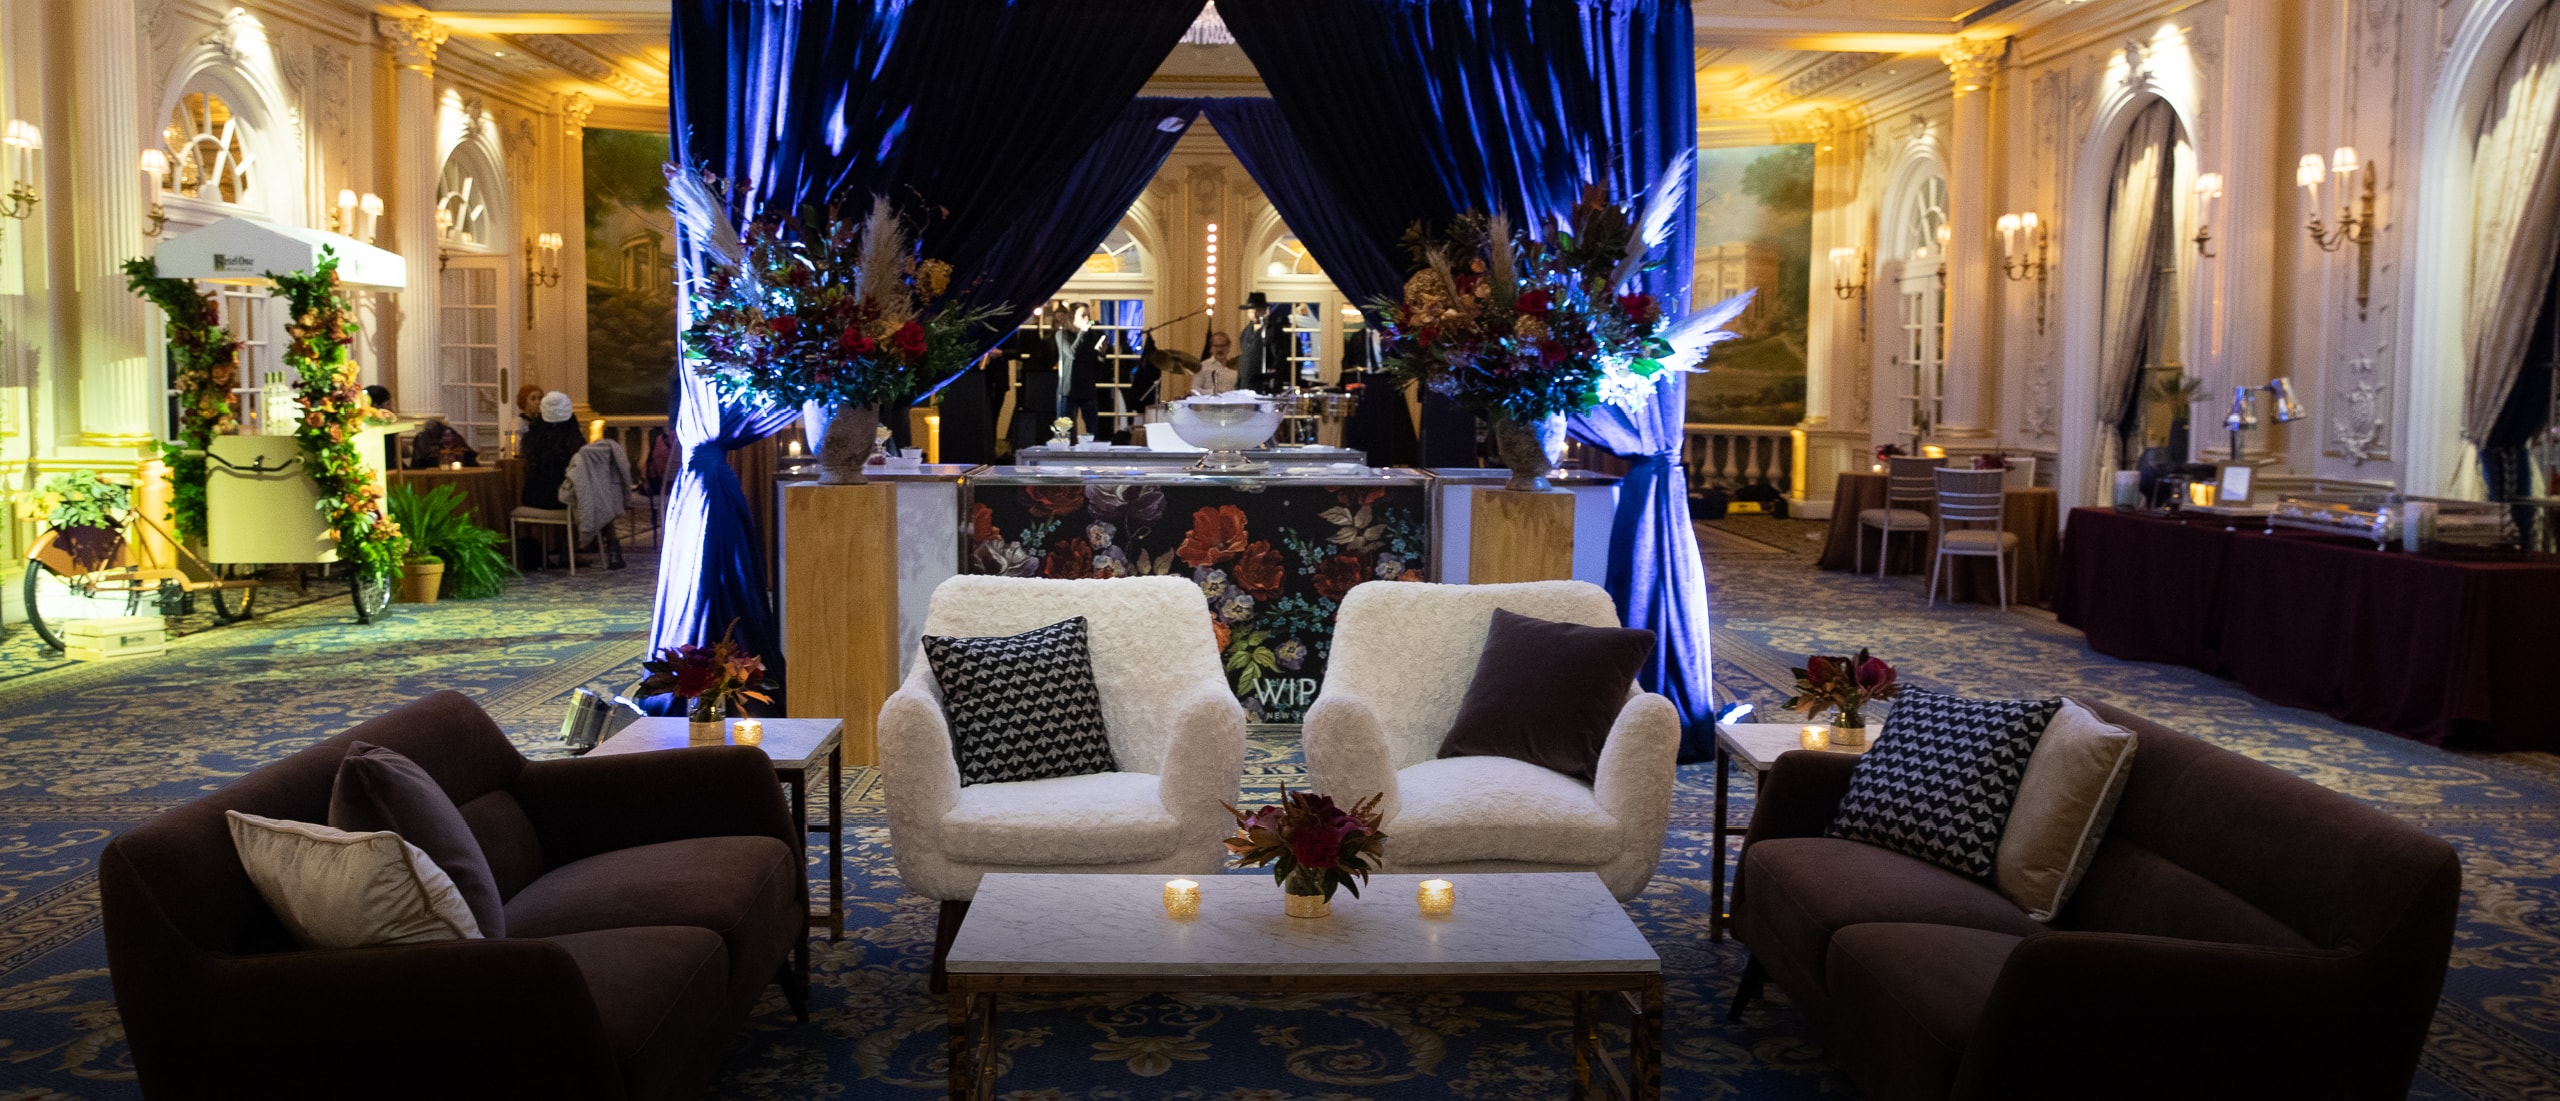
[385,484,516,602]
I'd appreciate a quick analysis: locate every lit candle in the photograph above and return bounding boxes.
[786,439,803,457]
[1801,725,1829,751]
[1417,879,1455,915]
[448,460,462,471]
[731,718,762,746]
[1163,878,1201,917]
[2187,481,2219,508]
[1870,462,1886,473]
[1921,444,1947,459]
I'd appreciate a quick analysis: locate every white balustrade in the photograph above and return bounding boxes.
[1682,423,1794,492]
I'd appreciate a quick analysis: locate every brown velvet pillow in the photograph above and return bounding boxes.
[329,741,506,937]
[1436,609,1654,782]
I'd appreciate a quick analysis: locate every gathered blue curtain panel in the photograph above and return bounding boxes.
[653,0,1204,658]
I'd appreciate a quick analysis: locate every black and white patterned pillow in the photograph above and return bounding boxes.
[923,617,1120,786]
[1826,688,2063,878]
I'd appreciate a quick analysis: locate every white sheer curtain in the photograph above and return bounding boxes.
[2463,1,2560,441]
[2094,100,2179,476]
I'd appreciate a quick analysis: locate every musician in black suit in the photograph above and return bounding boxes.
[1054,301,1109,440]
[1006,302,1064,451]
[1234,292,1289,394]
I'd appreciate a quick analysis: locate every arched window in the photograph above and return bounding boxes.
[162,91,254,205]
[1265,237,1322,277]
[1083,226,1146,274]
[1895,174,1950,440]
[437,157,494,247]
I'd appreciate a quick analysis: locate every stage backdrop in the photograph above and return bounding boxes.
[584,128,677,416]
[1689,142,1812,426]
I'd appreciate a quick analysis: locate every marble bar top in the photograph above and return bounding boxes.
[974,464,1429,487]
[946,872,1659,976]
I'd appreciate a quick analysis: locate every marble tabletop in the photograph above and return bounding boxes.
[1715,721,1872,774]
[588,717,842,771]
[946,872,1659,977]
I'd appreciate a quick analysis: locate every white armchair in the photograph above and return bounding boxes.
[1303,580,1681,901]
[878,575,1247,986]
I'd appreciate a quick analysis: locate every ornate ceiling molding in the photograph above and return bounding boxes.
[561,92,595,141]
[511,34,658,99]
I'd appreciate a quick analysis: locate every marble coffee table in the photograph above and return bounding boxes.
[944,871,1663,1100]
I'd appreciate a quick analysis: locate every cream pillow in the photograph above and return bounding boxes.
[1992,700,2137,921]
[226,811,484,948]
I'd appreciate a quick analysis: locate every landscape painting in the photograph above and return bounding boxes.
[1689,143,1812,426]
[584,128,677,415]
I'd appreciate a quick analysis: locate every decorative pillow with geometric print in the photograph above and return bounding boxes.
[1825,688,2064,879]
[924,616,1121,786]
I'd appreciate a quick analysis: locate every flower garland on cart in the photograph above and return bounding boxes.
[267,250,405,583]
[121,257,243,547]
[1367,154,1755,491]
[669,169,1004,485]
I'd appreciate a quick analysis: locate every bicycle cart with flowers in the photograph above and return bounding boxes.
[14,469,265,652]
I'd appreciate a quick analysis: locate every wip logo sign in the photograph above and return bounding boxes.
[211,253,261,273]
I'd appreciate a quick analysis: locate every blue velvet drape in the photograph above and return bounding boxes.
[654,0,1203,656]
[1223,0,1720,757]
[1198,98,1403,305]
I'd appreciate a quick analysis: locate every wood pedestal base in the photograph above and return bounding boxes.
[780,482,897,765]
[1469,487,1575,583]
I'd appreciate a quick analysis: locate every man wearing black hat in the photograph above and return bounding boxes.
[1234,291,1288,394]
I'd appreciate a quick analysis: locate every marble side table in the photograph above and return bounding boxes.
[945,871,1664,1100]
[1710,721,1871,940]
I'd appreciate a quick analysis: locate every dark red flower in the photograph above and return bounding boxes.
[1334,486,1387,510]
[1043,537,1094,579]
[1855,655,1897,696]
[1805,655,1838,685]
[1289,827,1342,870]
[891,319,929,360]
[1021,485,1087,518]
[769,314,799,336]
[971,502,997,544]
[1233,540,1284,600]
[1312,554,1368,602]
[837,328,876,355]
[1616,292,1656,322]
[1176,505,1250,568]
[1516,288,1554,314]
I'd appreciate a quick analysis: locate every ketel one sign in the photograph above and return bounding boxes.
[211,253,261,274]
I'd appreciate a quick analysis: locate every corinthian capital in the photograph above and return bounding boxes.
[1939,36,2008,94]
[376,15,447,75]
[562,92,595,140]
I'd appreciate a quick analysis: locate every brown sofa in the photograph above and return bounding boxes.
[1730,700,2460,1101]
[100,691,805,1101]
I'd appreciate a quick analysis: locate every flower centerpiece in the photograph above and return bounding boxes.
[1787,648,1899,747]
[636,620,774,739]
[670,169,1003,485]
[17,470,132,573]
[1222,788,1389,918]
[1368,154,1754,491]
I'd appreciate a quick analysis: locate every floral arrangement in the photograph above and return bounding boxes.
[670,170,1001,413]
[1223,788,1389,903]
[636,620,773,723]
[268,250,405,584]
[16,470,132,571]
[1366,155,1752,425]
[1787,648,1899,729]
[123,257,242,546]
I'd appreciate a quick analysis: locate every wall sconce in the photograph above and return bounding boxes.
[139,149,171,237]
[435,207,456,271]
[331,188,359,235]
[2298,147,2377,321]
[1933,221,1952,289]
[1995,211,2050,334]
[2191,172,2223,258]
[359,193,384,243]
[524,232,563,328]
[1,120,41,244]
[1827,246,1868,334]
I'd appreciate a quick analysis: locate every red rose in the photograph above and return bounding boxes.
[1516,288,1554,314]
[1043,537,1094,579]
[769,314,799,336]
[837,328,876,355]
[1176,505,1250,568]
[972,502,997,544]
[1021,485,1087,518]
[1616,292,1656,322]
[1312,554,1368,602]
[1289,827,1342,870]
[891,319,929,360]
[1233,540,1284,600]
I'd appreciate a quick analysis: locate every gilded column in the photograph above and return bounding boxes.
[1937,36,2008,441]
[558,92,592,406]
[378,14,445,414]
[72,0,153,447]
[2217,0,2281,460]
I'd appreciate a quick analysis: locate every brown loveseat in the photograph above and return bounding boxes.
[1730,700,2460,1101]
[100,691,805,1101]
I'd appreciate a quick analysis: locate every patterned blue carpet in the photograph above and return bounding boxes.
[0,521,2555,1099]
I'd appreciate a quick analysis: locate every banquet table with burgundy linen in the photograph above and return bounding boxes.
[1814,471,2061,607]
[385,459,523,531]
[2054,506,2560,749]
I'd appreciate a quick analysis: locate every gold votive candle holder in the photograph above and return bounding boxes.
[1417,878,1455,915]
[1163,878,1201,917]
[731,719,763,746]
[2186,481,2220,508]
[1800,725,1829,751]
